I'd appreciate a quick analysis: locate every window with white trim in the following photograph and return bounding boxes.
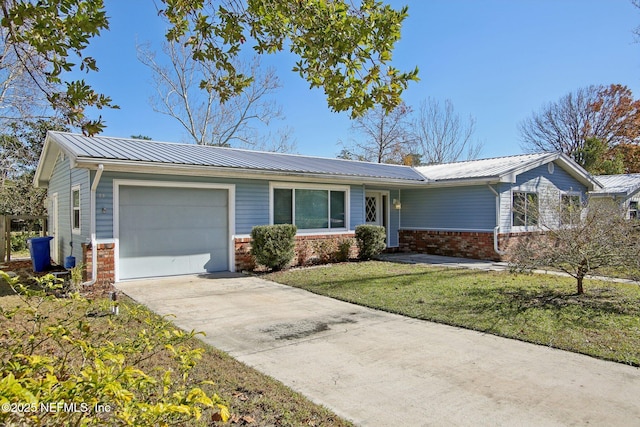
[512,191,538,227]
[72,186,81,233]
[560,192,582,225]
[272,185,348,231]
[629,201,638,219]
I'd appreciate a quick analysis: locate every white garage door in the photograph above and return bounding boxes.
[118,185,229,280]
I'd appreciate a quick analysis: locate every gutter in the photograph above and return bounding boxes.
[81,164,104,286]
[487,185,507,256]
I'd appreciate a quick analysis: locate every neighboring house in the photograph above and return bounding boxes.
[590,174,640,219]
[33,132,601,283]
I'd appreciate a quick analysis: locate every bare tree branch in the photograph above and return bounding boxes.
[519,84,640,166]
[412,98,483,164]
[340,103,413,164]
[137,36,295,152]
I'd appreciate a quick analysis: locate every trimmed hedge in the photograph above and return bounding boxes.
[250,224,297,271]
[355,225,386,260]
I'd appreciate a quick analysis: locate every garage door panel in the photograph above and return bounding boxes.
[120,187,227,207]
[120,228,228,257]
[118,185,229,280]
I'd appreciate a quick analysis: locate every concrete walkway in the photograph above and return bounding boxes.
[116,273,640,426]
[379,252,640,285]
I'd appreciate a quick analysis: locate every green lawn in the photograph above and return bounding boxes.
[267,261,640,366]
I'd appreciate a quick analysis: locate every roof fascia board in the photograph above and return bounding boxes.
[421,178,503,187]
[500,153,557,183]
[34,133,62,188]
[74,158,428,187]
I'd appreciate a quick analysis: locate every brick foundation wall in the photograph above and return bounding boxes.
[82,242,115,285]
[234,233,357,272]
[398,229,540,262]
[399,230,501,261]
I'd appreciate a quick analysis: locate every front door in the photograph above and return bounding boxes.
[365,191,389,246]
[365,192,382,226]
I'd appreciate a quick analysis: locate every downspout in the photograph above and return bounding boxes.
[82,164,104,286]
[487,185,507,256]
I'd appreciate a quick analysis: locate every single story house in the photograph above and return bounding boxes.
[590,173,640,219]
[33,131,602,283]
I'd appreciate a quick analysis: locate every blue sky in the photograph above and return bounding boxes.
[81,0,640,159]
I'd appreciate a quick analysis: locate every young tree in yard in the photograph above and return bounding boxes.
[1,0,417,135]
[519,84,640,169]
[412,98,483,164]
[508,196,640,295]
[137,40,295,151]
[340,103,413,163]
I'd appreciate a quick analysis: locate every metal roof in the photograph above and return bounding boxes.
[47,131,426,182]
[591,173,640,197]
[415,153,557,182]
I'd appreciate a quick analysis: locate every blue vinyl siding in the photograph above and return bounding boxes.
[350,185,365,227]
[499,162,588,232]
[400,186,496,231]
[48,153,90,262]
[93,173,371,239]
[94,172,269,239]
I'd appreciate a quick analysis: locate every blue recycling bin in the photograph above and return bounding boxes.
[28,236,54,272]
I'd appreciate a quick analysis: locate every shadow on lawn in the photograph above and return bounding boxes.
[504,286,637,315]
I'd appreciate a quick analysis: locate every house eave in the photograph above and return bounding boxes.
[73,158,429,187]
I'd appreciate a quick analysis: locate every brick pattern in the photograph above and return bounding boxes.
[399,229,540,262]
[234,233,357,272]
[82,242,115,284]
[399,230,501,261]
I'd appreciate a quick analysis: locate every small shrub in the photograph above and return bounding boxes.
[355,225,386,260]
[335,238,354,262]
[311,239,337,264]
[250,224,297,271]
[0,272,229,426]
[296,240,312,266]
[11,232,38,252]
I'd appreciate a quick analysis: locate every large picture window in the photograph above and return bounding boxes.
[272,185,347,230]
[512,191,538,227]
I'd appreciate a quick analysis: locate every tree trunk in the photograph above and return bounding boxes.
[576,276,584,295]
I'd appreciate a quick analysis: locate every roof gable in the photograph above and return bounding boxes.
[415,152,601,190]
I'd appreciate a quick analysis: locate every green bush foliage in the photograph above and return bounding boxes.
[0,272,229,426]
[250,224,297,271]
[335,238,355,262]
[11,232,39,252]
[355,225,386,260]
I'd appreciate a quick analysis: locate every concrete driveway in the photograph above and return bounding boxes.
[116,273,640,426]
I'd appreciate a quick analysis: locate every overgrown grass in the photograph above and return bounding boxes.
[267,261,640,366]
[0,286,352,426]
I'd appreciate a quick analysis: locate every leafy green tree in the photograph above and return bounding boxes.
[0,118,68,215]
[577,137,624,175]
[0,0,116,135]
[1,0,418,135]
